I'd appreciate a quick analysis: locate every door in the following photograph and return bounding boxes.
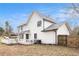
[26,34,29,39]
[58,35,67,46]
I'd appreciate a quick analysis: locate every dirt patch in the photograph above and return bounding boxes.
[0,44,78,56]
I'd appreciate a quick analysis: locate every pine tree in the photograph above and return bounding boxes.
[5,21,13,37]
[0,27,4,36]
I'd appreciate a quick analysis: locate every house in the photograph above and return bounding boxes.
[17,11,71,45]
[10,33,18,39]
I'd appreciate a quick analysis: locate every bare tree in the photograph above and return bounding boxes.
[72,3,79,14]
[4,21,13,37]
[70,3,79,35]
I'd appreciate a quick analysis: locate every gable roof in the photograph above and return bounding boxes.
[18,11,56,28]
[42,22,72,33]
[43,24,60,31]
[37,12,56,23]
[42,23,60,32]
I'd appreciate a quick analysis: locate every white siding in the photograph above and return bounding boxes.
[57,24,70,35]
[18,27,22,33]
[27,12,43,40]
[38,31,57,44]
[22,25,29,31]
[18,12,57,44]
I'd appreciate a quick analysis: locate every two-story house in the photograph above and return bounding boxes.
[17,11,71,45]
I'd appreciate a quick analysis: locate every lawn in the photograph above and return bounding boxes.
[0,44,78,56]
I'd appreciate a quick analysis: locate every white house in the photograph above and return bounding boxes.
[17,11,71,45]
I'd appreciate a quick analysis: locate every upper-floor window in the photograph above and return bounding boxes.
[37,21,42,27]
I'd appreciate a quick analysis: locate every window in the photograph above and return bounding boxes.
[34,33,37,39]
[37,21,42,27]
[20,34,24,39]
[26,34,29,39]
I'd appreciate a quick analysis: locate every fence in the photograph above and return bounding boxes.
[67,36,79,48]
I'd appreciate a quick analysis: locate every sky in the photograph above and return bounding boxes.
[0,3,79,32]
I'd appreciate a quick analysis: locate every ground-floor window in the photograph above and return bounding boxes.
[34,33,37,39]
[26,34,29,39]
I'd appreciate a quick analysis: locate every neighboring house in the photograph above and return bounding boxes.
[10,33,18,39]
[17,11,71,45]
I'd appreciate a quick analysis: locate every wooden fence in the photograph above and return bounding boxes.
[67,36,79,48]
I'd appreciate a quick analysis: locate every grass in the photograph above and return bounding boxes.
[0,44,78,56]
